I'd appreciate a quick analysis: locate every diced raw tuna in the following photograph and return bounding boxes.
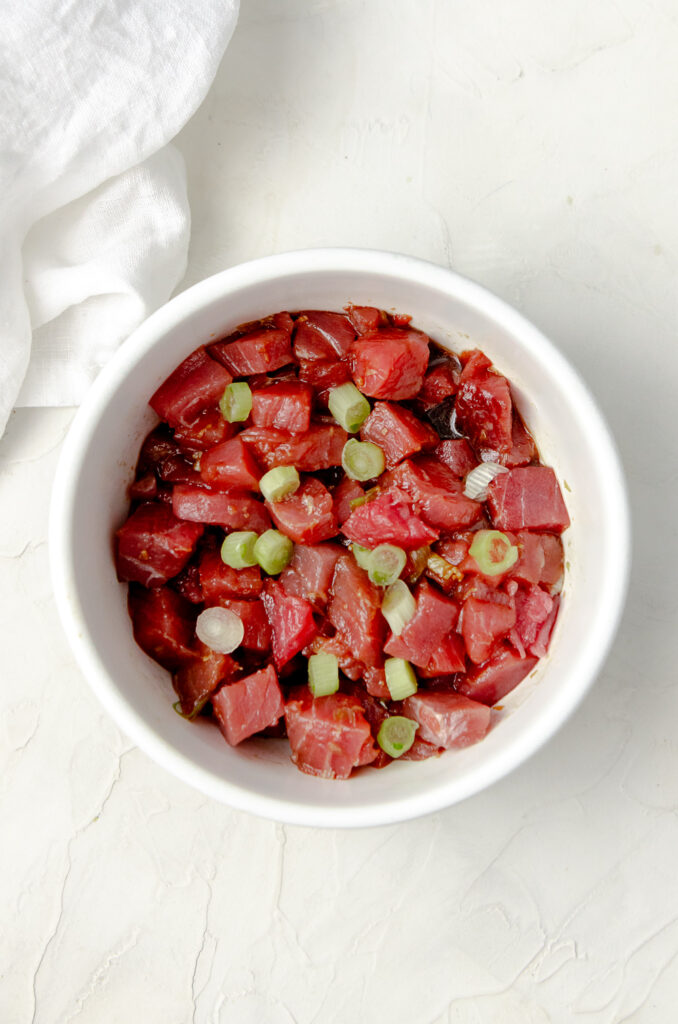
[327,555,386,668]
[530,595,559,657]
[284,687,377,778]
[297,359,352,404]
[157,454,205,487]
[293,311,355,360]
[460,349,492,379]
[402,692,491,749]
[138,426,182,471]
[392,457,483,532]
[209,327,294,376]
[172,485,271,533]
[435,535,473,566]
[217,598,271,652]
[266,477,338,545]
[360,402,438,468]
[332,475,364,524]
[418,362,459,408]
[200,436,262,492]
[261,579,318,668]
[250,380,313,433]
[435,439,477,478]
[417,632,466,677]
[455,364,513,455]
[487,467,570,532]
[199,548,263,602]
[510,531,545,586]
[170,561,203,603]
[384,579,460,667]
[279,542,343,608]
[348,327,430,400]
[129,472,158,502]
[341,488,439,549]
[345,305,383,334]
[128,584,196,670]
[173,644,237,717]
[149,347,232,428]
[501,414,537,468]
[240,422,349,471]
[212,665,285,746]
[455,644,538,705]
[400,737,443,761]
[512,586,555,658]
[461,591,516,664]
[539,535,565,589]
[115,502,204,587]
[173,409,234,452]
[363,665,390,699]
[305,633,365,681]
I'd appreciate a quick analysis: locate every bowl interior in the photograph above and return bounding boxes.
[51,251,628,826]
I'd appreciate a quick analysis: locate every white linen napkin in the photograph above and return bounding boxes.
[0,0,239,437]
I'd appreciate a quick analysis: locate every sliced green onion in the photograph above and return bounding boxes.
[351,543,373,570]
[469,529,519,577]
[196,607,244,654]
[463,462,508,501]
[349,494,367,511]
[384,657,418,700]
[308,653,340,696]
[221,530,258,568]
[219,381,252,422]
[368,544,406,586]
[381,580,416,636]
[377,716,418,758]
[259,465,300,503]
[328,382,371,433]
[254,529,294,575]
[341,439,385,482]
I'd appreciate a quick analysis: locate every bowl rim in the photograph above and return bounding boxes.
[49,247,631,827]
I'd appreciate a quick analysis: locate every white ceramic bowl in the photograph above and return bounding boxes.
[50,249,630,827]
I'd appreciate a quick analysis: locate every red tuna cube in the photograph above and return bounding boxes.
[502,414,537,467]
[128,584,196,670]
[199,548,263,602]
[297,359,352,405]
[360,402,437,469]
[393,457,483,532]
[173,408,235,452]
[209,327,294,376]
[461,591,516,664]
[332,475,364,524]
[279,542,344,609]
[138,425,182,471]
[455,365,513,455]
[348,327,430,400]
[539,534,564,589]
[240,422,348,471]
[434,439,477,478]
[200,435,262,492]
[487,467,570,532]
[417,632,466,677]
[149,347,232,428]
[510,531,545,586]
[384,579,460,667]
[172,485,271,533]
[402,692,491,749]
[512,586,556,658]
[251,380,313,433]
[327,554,387,668]
[173,644,238,717]
[363,665,390,699]
[261,579,318,668]
[417,362,460,408]
[345,305,384,334]
[115,502,204,587]
[266,477,338,545]
[293,310,356,360]
[341,488,439,550]
[217,598,271,652]
[284,687,377,778]
[212,665,285,746]
[455,644,538,705]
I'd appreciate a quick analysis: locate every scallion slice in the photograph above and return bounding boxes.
[381,580,416,636]
[468,529,519,577]
[351,543,373,570]
[308,653,340,696]
[463,462,508,501]
[341,438,385,481]
[328,382,371,433]
[221,530,258,568]
[377,716,418,758]
[384,657,418,700]
[254,529,294,575]
[196,607,244,654]
[259,465,300,502]
[367,544,406,586]
[219,381,252,422]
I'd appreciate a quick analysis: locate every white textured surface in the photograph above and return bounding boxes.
[2,1,677,1021]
